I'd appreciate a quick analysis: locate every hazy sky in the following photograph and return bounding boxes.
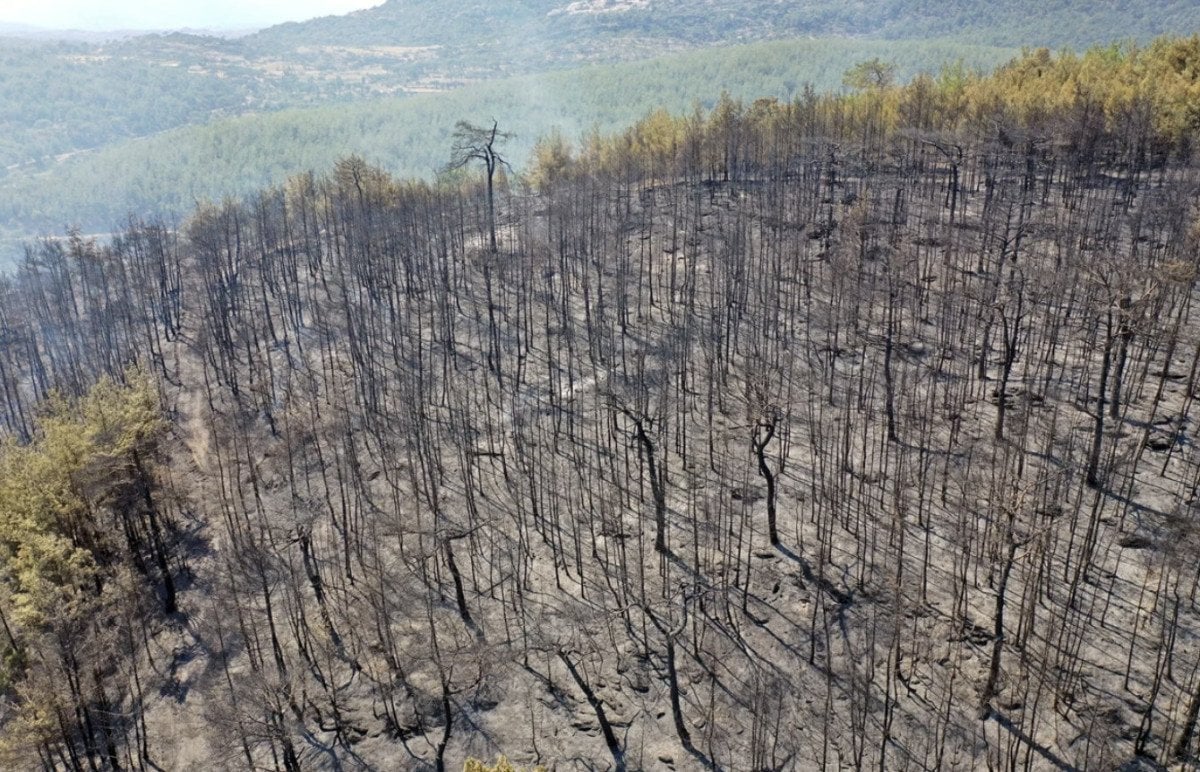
[0,0,384,31]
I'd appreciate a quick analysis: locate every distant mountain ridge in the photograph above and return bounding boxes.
[248,0,1200,52]
[0,23,148,43]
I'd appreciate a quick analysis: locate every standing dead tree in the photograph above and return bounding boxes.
[447,119,513,253]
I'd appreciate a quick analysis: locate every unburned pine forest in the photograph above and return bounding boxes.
[2,38,1200,771]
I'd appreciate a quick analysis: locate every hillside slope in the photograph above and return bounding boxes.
[2,83,1200,768]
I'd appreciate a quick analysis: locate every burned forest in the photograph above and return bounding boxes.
[3,42,1200,772]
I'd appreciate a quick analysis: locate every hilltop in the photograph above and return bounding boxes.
[1,0,1198,265]
[0,37,1015,250]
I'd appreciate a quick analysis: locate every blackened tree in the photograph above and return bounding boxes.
[448,119,513,253]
